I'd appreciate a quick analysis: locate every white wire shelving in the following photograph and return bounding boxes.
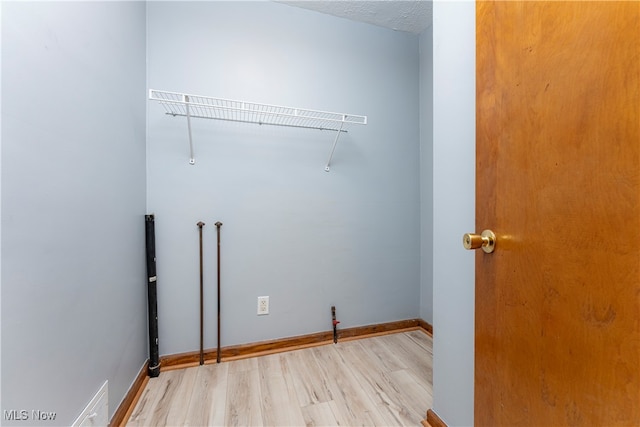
[149,89,367,171]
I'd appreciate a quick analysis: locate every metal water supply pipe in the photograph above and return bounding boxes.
[197,221,205,365]
[215,221,223,363]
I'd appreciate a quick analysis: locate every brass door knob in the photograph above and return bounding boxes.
[463,230,496,253]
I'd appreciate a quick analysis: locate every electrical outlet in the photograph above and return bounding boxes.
[257,296,269,315]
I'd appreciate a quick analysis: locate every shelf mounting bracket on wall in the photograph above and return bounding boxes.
[325,120,345,172]
[149,90,367,171]
[185,95,195,165]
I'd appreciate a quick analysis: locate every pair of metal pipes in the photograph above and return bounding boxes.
[197,221,223,365]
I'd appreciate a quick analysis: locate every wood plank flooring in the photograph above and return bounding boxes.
[127,330,432,426]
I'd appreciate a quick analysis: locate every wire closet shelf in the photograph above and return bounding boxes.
[149,89,367,171]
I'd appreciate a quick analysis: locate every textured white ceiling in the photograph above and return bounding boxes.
[278,1,433,35]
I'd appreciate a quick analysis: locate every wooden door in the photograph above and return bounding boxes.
[475,2,640,426]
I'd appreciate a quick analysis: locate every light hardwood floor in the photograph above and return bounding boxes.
[127,330,432,426]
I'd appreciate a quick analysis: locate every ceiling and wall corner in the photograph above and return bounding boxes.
[276,0,433,34]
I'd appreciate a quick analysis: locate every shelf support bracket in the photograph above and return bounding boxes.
[325,118,345,172]
[185,95,195,165]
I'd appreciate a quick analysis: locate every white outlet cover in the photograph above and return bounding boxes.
[257,296,269,315]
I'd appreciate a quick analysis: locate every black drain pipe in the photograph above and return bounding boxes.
[145,215,160,377]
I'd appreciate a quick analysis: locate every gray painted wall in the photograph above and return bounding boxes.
[147,1,422,356]
[419,25,434,324]
[432,1,476,426]
[1,2,147,425]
